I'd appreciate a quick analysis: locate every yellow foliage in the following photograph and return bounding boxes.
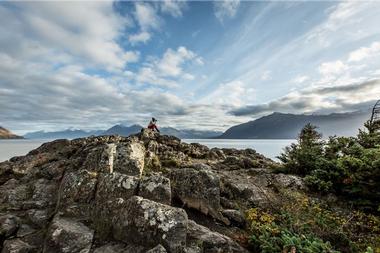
[246,208,279,235]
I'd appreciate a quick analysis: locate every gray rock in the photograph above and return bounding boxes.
[219,170,276,209]
[113,196,187,253]
[187,220,249,253]
[26,209,50,228]
[145,245,167,253]
[0,214,20,238]
[82,145,112,173]
[24,179,57,209]
[0,179,32,211]
[139,173,171,205]
[58,170,98,217]
[16,224,36,238]
[273,173,306,190]
[171,168,227,224]
[95,172,139,201]
[208,148,226,160]
[92,172,139,239]
[2,238,36,253]
[43,216,94,253]
[222,209,246,227]
[113,142,145,177]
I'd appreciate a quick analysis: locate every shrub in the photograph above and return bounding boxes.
[278,123,324,176]
[278,121,380,212]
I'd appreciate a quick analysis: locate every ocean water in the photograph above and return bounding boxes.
[0,139,47,162]
[0,139,296,162]
[182,139,295,160]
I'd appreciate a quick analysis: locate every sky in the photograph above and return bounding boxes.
[0,0,380,134]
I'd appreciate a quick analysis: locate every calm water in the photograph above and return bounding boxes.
[0,139,47,162]
[0,139,296,162]
[183,139,295,160]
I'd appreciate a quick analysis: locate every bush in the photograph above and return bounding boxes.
[277,121,380,212]
[277,123,324,176]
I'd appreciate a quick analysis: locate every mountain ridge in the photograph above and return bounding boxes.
[219,111,371,139]
[0,126,24,139]
[24,124,222,139]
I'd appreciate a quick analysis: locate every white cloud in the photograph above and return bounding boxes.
[0,2,131,70]
[305,2,378,48]
[129,31,151,45]
[183,73,195,80]
[214,0,240,23]
[133,46,201,88]
[134,2,161,31]
[231,79,380,116]
[0,52,188,133]
[348,41,380,62]
[292,75,310,84]
[135,67,178,88]
[160,0,187,18]
[318,60,348,77]
[201,80,255,107]
[261,70,272,81]
[157,46,196,77]
[123,51,140,63]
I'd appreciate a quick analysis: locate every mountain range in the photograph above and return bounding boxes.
[17,110,373,140]
[23,124,222,140]
[219,111,371,139]
[0,126,23,139]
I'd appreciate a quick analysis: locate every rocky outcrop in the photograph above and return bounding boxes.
[0,129,304,253]
[171,168,228,224]
[0,127,23,139]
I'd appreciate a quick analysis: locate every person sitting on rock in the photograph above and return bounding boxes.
[148,117,160,132]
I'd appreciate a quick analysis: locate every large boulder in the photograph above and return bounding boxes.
[219,169,276,209]
[93,172,139,239]
[113,196,187,253]
[171,168,227,223]
[139,173,171,205]
[186,220,249,253]
[58,170,98,217]
[43,216,94,253]
[95,172,139,201]
[81,139,145,177]
[113,142,145,177]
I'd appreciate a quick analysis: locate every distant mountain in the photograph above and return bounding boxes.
[0,126,23,139]
[103,124,143,136]
[24,129,103,139]
[219,111,371,139]
[24,124,222,139]
[160,127,222,139]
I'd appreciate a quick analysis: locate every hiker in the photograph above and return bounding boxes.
[148,117,160,132]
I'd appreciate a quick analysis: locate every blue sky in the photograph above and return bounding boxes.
[0,1,380,134]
